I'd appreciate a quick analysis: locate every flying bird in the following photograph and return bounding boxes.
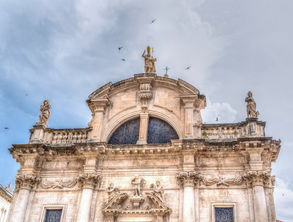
[151,19,157,24]
[121,58,126,61]
[118,46,123,51]
[185,66,191,70]
[216,117,219,122]
[4,127,9,130]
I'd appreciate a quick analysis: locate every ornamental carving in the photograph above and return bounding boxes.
[40,178,78,189]
[243,170,270,187]
[15,175,40,191]
[201,174,244,187]
[78,173,101,189]
[177,171,202,186]
[103,178,171,217]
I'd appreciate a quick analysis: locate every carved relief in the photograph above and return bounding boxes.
[103,177,171,217]
[40,178,78,189]
[78,173,101,189]
[244,170,271,187]
[177,171,202,186]
[15,174,40,191]
[201,174,244,187]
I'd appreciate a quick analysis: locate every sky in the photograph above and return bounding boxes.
[0,0,292,220]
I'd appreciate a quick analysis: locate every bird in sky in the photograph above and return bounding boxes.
[118,46,123,51]
[216,117,219,122]
[185,66,191,70]
[4,127,9,130]
[151,19,157,24]
[121,58,126,61]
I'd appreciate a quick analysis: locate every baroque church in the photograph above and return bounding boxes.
[8,47,280,222]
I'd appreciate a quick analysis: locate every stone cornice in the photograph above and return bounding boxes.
[0,185,13,202]
[9,137,280,162]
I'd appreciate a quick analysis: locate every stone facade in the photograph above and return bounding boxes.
[7,49,280,222]
[0,184,12,222]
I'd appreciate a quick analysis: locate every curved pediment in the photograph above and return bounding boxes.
[87,73,203,102]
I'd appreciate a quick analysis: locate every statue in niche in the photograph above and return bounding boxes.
[245,91,259,118]
[142,46,157,73]
[37,100,50,127]
[150,180,164,201]
[131,176,145,196]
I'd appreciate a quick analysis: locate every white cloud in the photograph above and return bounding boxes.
[201,99,237,123]
[275,177,293,221]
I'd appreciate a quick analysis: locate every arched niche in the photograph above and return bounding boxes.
[108,116,179,145]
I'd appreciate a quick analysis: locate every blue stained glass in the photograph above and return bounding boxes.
[147,117,179,144]
[108,118,140,144]
[44,209,62,222]
[215,207,234,222]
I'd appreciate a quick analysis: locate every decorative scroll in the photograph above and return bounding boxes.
[201,175,244,187]
[147,117,179,144]
[40,178,78,189]
[108,118,140,144]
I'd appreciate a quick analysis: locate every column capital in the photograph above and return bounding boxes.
[244,170,270,187]
[15,174,40,191]
[177,171,202,187]
[78,173,102,189]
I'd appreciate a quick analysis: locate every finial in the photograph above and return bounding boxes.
[142,46,157,73]
[245,91,259,119]
[36,100,51,127]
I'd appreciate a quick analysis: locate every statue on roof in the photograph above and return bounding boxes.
[245,91,259,119]
[142,46,157,73]
[37,100,51,127]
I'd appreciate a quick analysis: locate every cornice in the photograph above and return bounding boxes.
[0,185,12,202]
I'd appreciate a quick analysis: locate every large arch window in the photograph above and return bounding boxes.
[108,117,178,145]
[108,118,140,145]
[147,117,178,144]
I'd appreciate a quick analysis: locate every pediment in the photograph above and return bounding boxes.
[87,73,203,102]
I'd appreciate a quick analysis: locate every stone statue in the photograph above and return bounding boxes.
[37,100,50,127]
[150,180,164,201]
[245,91,259,118]
[142,46,157,73]
[107,183,120,201]
[131,176,145,196]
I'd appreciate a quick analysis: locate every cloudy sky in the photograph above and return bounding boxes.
[0,0,292,220]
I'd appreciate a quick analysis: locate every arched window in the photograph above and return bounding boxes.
[108,117,178,145]
[108,118,140,145]
[147,117,178,144]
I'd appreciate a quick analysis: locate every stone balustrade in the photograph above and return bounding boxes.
[202,121,265,140]
[43,128,90,145]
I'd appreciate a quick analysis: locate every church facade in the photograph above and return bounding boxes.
[8,47,280,222]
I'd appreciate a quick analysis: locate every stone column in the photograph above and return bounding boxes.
[87,99,109,142]
[245,171,269,222]
[137,113,149,144]
[76,173,101,222]
[8,175,39,222]
[177,171,200,222]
